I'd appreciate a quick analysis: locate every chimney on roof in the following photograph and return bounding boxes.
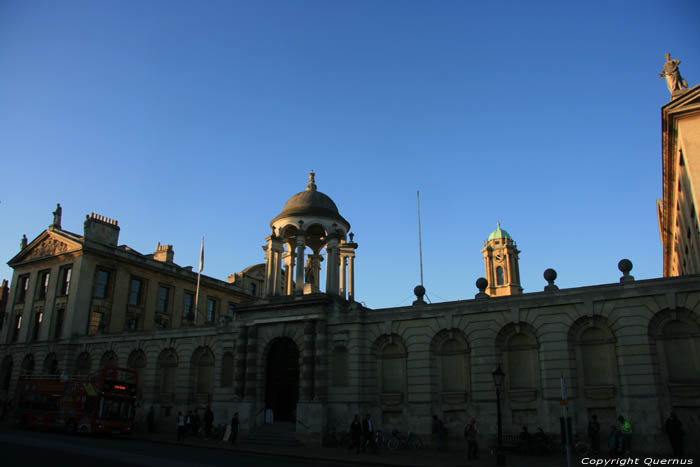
[83,212,120,246]
[153,242,174,263]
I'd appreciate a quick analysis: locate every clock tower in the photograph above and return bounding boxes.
[481,223,523,297]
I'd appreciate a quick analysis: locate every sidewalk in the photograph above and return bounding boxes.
[131,428,569,467]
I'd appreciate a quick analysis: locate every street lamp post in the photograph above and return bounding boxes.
[492,365,506,466]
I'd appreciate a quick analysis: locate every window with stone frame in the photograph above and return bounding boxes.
[380,341,406,394]
[36,270,50,300]
[206,298,217,323]
[227,302,235,319]
[662,320,700,384]
[183,292,194,319]
[93,268,111,298]
[43,353,59,376]
[12,315,22,342]
[505,332,539,390]
[579,327,616,387]
[440,337,469,393]
[157,285,170,313]
[57,266,72,296]
[31,311,43,341]
[100,350,118,368]
[496,266,504,286]
[128,277,144,306]
[127,350,147,400]
[16,275,29,304]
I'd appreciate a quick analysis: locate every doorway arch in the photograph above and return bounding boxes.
[265,337,300,422]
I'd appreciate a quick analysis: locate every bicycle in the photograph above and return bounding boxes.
[387,429,424,450]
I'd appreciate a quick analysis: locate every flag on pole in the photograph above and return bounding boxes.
[198,236,204,272]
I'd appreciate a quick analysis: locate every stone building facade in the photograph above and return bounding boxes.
[0,172,699,456]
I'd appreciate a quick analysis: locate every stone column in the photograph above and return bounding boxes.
[339,255,347,299]
[244,325,258,400]
[283,250,295,296]
[295,233,306,295]
[263,241,273,296]
[300,320,316,401]
[233,326,248,399]
[271,238,284,296]
[348,254,356,302]
[325,237,339,295]
[314,320,328,401]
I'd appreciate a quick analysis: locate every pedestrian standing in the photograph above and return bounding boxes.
[193,411,201,437]
[349,414,362,454]
[362,414,376,453]
[185,411,192,435]
[230,412,240,445]
[618,415,632,454]
[588,414,600,455]
[465,418,478,460]
[204,405,214,438]
[665,412,684,458]
[177,411,186,442]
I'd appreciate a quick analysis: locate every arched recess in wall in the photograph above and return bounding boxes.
[568,316,618,405]
[191,346,215,401]
[100,350,118,368]
[127,349,147,400]
[495,323,540,403]
[75,352,91,377]
[221,352,234,388]
[372,334,407,408]
[331,345,349,387]
[43,353,59,376]
[21,354,34,378]
[0,356,12,389]
[648,308,700,411]
[430,329,471,405]
[156,348,178,403]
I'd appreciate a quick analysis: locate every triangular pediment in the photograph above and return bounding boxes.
[9,230,83,266]
[663,84,700,115]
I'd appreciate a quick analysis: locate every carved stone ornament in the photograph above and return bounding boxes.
[25,238,70,260]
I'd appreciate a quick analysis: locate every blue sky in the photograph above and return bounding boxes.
[1,0,699,309]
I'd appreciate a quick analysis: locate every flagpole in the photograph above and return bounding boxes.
[193,236,204,323]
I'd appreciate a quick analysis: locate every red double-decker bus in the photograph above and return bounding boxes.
[15,366,137,435]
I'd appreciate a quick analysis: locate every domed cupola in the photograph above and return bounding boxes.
[262,171,358,301]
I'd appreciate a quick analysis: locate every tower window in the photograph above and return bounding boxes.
[496,266,504,286]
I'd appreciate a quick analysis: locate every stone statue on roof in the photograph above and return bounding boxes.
[52,203,62,229]
[659,53,689,96]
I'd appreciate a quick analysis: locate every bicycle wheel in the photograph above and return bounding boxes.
[387,437,400,450]
[410,437,423,450]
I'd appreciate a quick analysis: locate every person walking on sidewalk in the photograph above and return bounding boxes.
[349,414,362,454]
[665,412,685,458]
[230,412,240,445]
[432,415,446,451]
[618,415,632,454]
[465,418,478,460]
[177,412,186,442]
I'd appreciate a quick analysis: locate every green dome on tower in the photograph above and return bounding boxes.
[488,222,511,241]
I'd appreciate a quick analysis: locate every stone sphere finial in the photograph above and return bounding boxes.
[618,259,634,283]
[412,285,426,306]
[544,268,559,291]
[475,277,489,299]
